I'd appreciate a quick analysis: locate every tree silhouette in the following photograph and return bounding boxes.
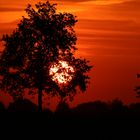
[135,74,140,97]
[0,1,92,111]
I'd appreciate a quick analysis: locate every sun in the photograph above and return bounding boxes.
[49,61,74,84]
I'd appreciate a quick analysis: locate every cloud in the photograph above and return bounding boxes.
[107,0,140,13]
[77,19,140,33]
[75,18,140,57]
[51,0,95,2]
[78,0,140,22]
[0,7,23,12]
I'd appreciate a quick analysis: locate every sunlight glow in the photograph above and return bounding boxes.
[49,61,74,84]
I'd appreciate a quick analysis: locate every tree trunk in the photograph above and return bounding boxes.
[38,88,42,112]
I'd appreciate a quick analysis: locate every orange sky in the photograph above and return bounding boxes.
[0,0,140,109]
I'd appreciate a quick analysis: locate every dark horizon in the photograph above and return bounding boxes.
[1,98,140,120]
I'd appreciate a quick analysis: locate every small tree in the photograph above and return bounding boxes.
[135,74,140,97]
[0,1,92,111]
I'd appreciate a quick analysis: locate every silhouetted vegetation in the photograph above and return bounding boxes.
[0,1,92,112]
[0,99,139,139]
[7,99,37,112]
[0,101,5,112]
[0,99,139,121]
[135,73,140,97]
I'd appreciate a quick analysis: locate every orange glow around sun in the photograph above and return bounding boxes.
[49,61,74,84]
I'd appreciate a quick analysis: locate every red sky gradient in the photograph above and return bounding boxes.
[0,0,140,110]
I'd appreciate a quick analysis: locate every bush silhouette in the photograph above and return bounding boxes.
[7,99,37,112]
[55,101,71,118]
[0,101,5,112]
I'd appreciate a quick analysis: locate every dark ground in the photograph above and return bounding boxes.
[0,99,140,139]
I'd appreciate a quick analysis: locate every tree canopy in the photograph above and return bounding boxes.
[0,1,92,111]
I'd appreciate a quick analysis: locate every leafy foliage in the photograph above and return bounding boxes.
[0,1,92,109]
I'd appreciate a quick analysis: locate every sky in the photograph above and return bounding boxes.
[0,0,140,109]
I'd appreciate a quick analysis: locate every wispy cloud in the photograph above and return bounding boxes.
[0,7,23,12]
[53,0,92,2]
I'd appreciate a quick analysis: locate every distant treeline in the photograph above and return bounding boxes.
[0,99,140,120]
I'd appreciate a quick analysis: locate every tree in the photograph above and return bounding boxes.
[135,74,140,97]
[0,1,92,111]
